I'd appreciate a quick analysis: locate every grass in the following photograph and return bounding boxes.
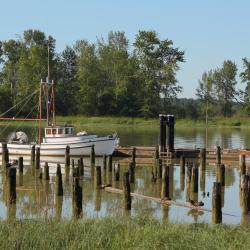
[0,216,249,250]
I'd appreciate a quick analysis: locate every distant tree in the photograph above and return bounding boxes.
[213,60,238,117]
[240,58,250,114]
[134,30,184,117]
[196,70,215,123]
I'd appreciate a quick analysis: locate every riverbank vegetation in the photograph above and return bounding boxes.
[0,216,249,250]
[0,30,250,120]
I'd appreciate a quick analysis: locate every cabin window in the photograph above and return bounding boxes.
[65,128,69,134]
[70,128,73,134]
[52,129,57,135]
[46,129,51,135]
[58,128,63,134]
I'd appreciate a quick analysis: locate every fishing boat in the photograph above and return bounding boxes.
[0,77,119,157]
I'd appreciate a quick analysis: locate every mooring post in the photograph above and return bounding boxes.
[216,164,225,186]
[212,182,222,224]
[241,175,250,215]
[79,157,84,176]
[90,145,95,166]
[200,148,206,170]
[44,162,49,180]
[191,164,199,193]
[72,174,82,218]
[2,142,9,169]
[65,145,70,171]
[161,165,170,199]
[186,163,192,183]
[239,154,246,175]
[216,146,221,165]
[18,157,23,174]
[157,158,162,179]
[129,162,135,183]
[108,155,112,172]
[200,167,206,192]
[159,114,166,152]
[180,155,185,175]
[103,155,107,170]
[132,147,136,166]
[167,115,175,153]
[8,167,16,204]
[114,163,120,181]
[155,145,159,160]
[94,166,102,189]
[56,164,63,196]
[30,145,35,167]
[123,172,131,210]
[71,159,75,174]
[35,147,40,169]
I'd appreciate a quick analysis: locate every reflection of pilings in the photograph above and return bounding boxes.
[7,204,16,222]
[8,168,16,204]
[161,165,170,199]
[108,155,112,172]
[239,155,246,175]
[55,196,63,221]
[129,162,135,183]
[114,163,120,181]
[241,175,250,215]
[180,173,185,192]
[212,182,222,224]
[216,164,225,187]
[94,189,102,211]
[103,155,107,170]
[123,172,131,210]
[200,148,206,170]
[35,147,40,169]
[169,165,174,198]
[186,163,192,201]
[190,165,199,201]
[44,162,49,180]
[72,176,83,218]
[94,166,102,189]
[132,147,136,166]
[157,159,162,179]
[200,168,206,192]
[90,145,95,165]
[180,156,185,191]
[161,205,169,223]
[216,146,221,165]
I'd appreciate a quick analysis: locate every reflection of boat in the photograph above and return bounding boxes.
[0,76,119,156]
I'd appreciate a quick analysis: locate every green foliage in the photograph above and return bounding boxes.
[240,58,250,114]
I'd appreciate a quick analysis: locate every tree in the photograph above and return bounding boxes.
[134,30,184,117]
[213,60,238,117]
[240,58,250,114]
[196,70,215,123]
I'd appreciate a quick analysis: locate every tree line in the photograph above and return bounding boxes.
[0,29,249,119]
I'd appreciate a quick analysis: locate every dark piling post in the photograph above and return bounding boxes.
[2,143,9,169]
[8,168,16,204]
[132,147,136,166]
[94,166,102,188]
[212,182,222,224]
[200,148,206,170]
[241,175,250,215]
[31,145,35,166]
[159,114,166,152]
[200,167,206,192]
[90,145,95,166]
[108,155,112,172]
[18,157,23,174]
[43,162,49,180]
[155,145,159,159]
[167,115,175,153]
[129,162,135,183]
[114,163,120,181]
[65,145,70,171]
[35,147,40,169]
[72,175,82,218]
[161,165,170,199]
[239,155,246,175]
[216,146,221,165]
[123,172,131,210]
[79,157,84,176]
[180,155,185,175]
[186,163,192,184]
[103,155,107,170]
[191,165,199,193]
[56,164,63,196]
[71,159,75,176]
[157,159,162,179]
[216,164,225,186]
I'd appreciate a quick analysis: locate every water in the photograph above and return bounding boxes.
[0,124,250,224]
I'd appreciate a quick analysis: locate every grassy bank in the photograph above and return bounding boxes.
[0,216,249,250]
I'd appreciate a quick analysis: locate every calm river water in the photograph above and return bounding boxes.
[0,124,250,224]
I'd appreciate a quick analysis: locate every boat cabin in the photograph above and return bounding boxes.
[45,125,74,138]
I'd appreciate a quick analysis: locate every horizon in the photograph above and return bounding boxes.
[0,0,249,98]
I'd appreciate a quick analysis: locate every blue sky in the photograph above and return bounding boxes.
[0,0,249,98]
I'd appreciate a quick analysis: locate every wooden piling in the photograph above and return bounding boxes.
[155,145,159,159]
[212,182,222,224]
[241,175,250,215]
[90,145,95,165]
[94,166,102,188]
[56,164,63,196]
[79,157,84,176]
[31,145,35,166]
[157,159,162,179]
[103,155,107,170]
[216,146,221,165]
[2,143,9,169]
[216,164,225,186]
[180,155,185,175]
[8,168,16,204]
[123,172,131,210]
[239,155,246,175]
[108,155,112,172]
[18,157,23,173]
[129,162,135,183]
[114,163,120,181]
[132,147,136,166]
[161,165,170,199]
[65,145,70,171]
[159,114,166,152]
[200,148,206,170]
[35,147,40,169]
[72,175,82,218]
[191,165,199,193]
[44,162,49,180]
[167,115,175,153]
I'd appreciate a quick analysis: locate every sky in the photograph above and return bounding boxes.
[0,0,249,98]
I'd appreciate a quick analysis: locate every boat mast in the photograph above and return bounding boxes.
[38,80,43,144]
[46,43,50,126]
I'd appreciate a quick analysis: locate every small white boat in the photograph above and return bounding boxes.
[0,78,119,156]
